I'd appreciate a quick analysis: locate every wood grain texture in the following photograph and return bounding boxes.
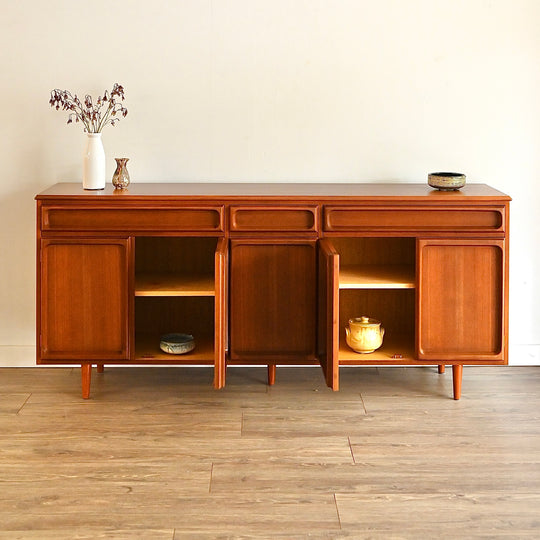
[318,239,339,390]
[36,182,512,200]
[324,205,505,233]
[42,205,224,233]
[418,239,505,360]
[1,366,539,537]
[135,237,217,281]
[335,492,540,538]
[0,393,30,414]
[135,274,215,296]
[213,238,228,389]
[229,239,317,362]
[39,238,130,362]
[339,264,415,289]
[0,531,174,540]
[229,205,318,232]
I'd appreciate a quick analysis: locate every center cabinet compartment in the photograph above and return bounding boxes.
[319,237,416,389]
[133,236,227,388]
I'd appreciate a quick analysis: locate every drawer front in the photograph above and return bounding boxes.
[230,205,318,233]
[324,206,505,233]
[42,206,224,233]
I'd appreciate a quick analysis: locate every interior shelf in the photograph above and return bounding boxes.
[134,237,219,363]
[337,287,416,365]
[338,332,415,363]
[339,264,415,289]
[135,274,215,296]
[135,333,214,363]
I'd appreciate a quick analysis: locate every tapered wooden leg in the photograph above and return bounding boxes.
[81,364,92,399]
[267,364,276,385]
[214,362,226,389]
[96,363,104,373]
[438,364,445,374]
[452,364,463,400]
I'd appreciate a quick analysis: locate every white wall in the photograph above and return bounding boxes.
[1,0,538,366]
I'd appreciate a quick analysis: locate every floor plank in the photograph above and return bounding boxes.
[0,494,340,533]
[0,393,30,414]
[241,405,368,438]
[335,492,540,538]
[0,530,174,540]
[0,436,352,465]
[210,461,540,495]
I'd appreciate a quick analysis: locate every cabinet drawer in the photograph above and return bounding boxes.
[230,205,318,233]
[324,206,505,233]
[42,206,224,233]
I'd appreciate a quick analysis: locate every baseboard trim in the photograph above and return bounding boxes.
[0,346,35,367]
[509,343,540,366]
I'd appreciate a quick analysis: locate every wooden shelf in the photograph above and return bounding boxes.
[135,274,215,297]
[135,333,214,363]
[338,333,415,363]
[339,265,415,289]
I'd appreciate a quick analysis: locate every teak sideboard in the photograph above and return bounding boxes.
[35,183,510,400]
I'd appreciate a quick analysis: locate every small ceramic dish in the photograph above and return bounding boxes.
[428,172,466,191]
[159,333,195,354]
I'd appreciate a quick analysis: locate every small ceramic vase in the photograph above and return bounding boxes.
[112,158,130,189]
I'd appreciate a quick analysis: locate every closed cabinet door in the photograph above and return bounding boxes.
[417,238,507,362]
[39,238,131,362]
[229,239,317,363]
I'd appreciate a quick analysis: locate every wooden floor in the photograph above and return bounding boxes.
[1,366,539,539]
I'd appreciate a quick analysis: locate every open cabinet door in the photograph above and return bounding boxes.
[318,239,339,390]
[214,238,228,388]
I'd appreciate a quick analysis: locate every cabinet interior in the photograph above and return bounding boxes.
[134,237,218,363]
[135,237,217,295]
[331,237,415,286]
[332,237,416,362]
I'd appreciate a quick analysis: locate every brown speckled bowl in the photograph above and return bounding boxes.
[159,333,195,354]
[428,172,466,191]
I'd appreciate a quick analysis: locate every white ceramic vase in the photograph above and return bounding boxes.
[83,133,106,190]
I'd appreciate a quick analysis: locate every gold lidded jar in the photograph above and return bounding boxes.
[112,158,130,189]
[345,316,385,354]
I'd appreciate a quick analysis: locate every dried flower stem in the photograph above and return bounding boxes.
[49,83,128,133]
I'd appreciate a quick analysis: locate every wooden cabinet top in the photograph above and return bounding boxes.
[36,182,510,202]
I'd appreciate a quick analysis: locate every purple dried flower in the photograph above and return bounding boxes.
[49,83,128,133]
